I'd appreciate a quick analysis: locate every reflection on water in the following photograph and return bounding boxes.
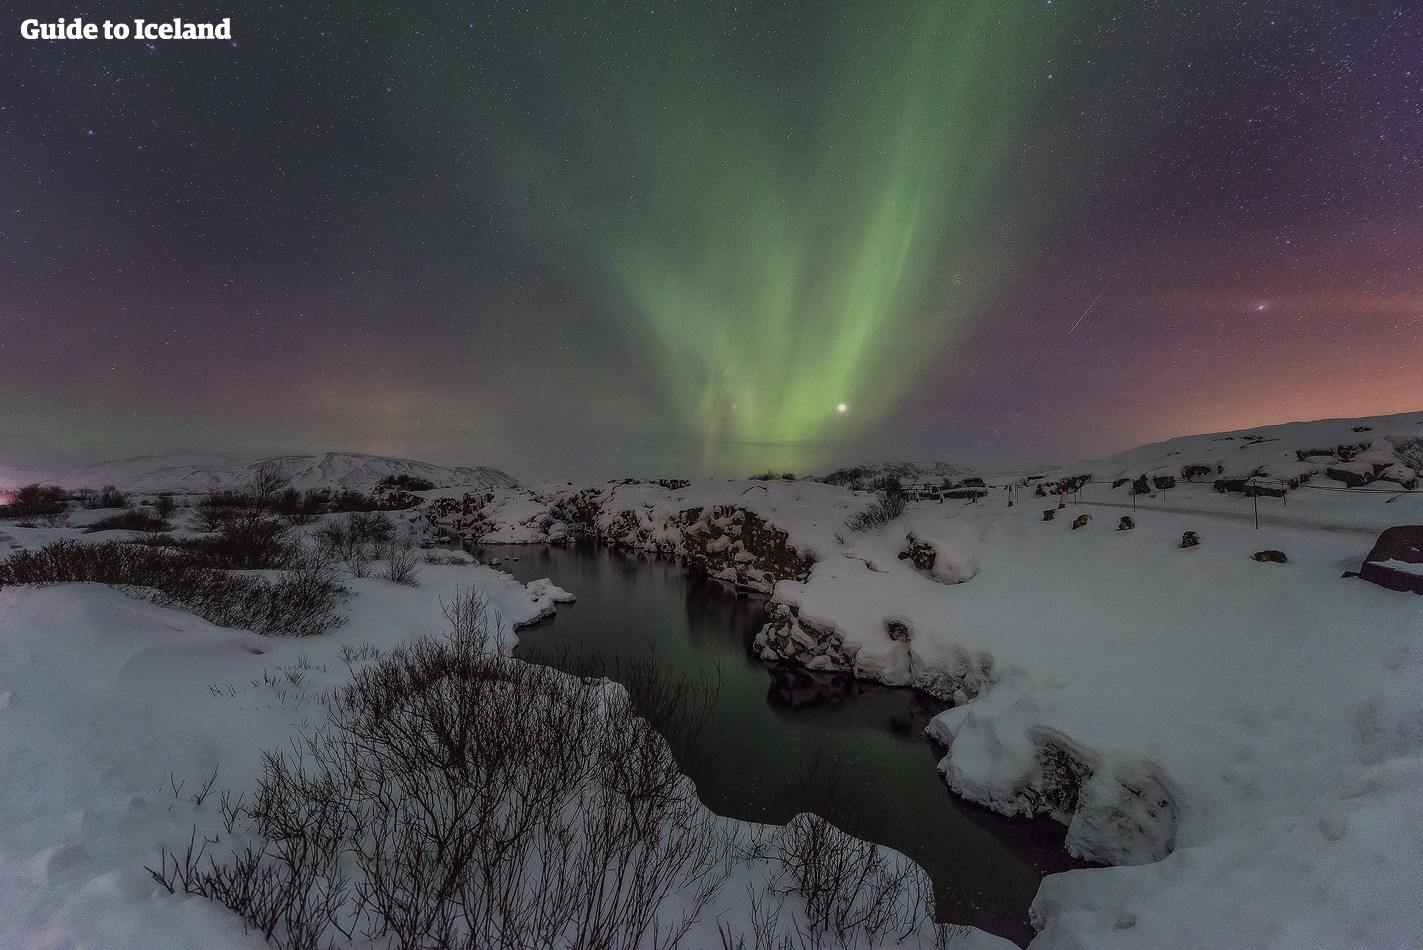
[479,539,1086,946]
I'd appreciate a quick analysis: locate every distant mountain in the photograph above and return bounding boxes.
[817,461,972,490]
[39,452,520,494]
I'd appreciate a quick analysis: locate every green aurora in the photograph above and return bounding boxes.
[494,1,1063,473]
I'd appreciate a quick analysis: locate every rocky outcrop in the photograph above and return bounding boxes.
[929,704,1179,866]
[1359,525,1423,595]
[1180,463,1214,481]
[551,490,814,593]
[896,532,976,585]
[899,534,937,573]
[754,602,857,671]
[423,490,570,544]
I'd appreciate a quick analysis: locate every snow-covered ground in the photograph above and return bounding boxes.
[0,519,998,950]
[471,412,1422,948]
[0,562,546,949]
[3,410,1421,948]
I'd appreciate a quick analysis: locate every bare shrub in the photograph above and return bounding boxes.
[0,539,346,636]
[192,492,242,531]
[156,597,737,949]
[381,542,420,586]
[248,461,289,512]
[1,483,68,519]
[844,492,908,532]
[83,510,171,533]
[181,511,293,569]
[522,643,722,770]
[38,508,71,528]
[770,813,926,945]
[315,511,396,573]
[83,485,130,509]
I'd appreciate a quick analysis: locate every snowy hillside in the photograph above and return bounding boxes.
[819,461,974,489]
[1070,410,1423,491]
[30,451,520,494]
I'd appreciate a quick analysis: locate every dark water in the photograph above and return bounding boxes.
[480,539,1084,946]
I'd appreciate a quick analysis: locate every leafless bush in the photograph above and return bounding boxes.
[344,551,370,578]
[522,642,722,770]
[83,509,172,533]
[192,492,243,531]
[315,511,397,574]
[0,483,68,519]
[82,485,130,509]
[183,512,293,569]
[38,508,71,528]
[844,492,908,532]
[0,539,346,636]
[769,813,927,946]
[381,542,420,586]
[157,596,737,948]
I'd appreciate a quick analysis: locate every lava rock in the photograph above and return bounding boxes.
[1358,525,1423,595]
[885,619,911,642]
[1327,466,1378,488]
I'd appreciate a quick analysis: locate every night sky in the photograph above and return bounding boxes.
[5,2,1421,480]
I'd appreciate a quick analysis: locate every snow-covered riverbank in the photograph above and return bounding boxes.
[430,411,1423,947]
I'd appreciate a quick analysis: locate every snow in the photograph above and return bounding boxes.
[1371,557,1423,576]
[524,576,577,621]
[1060,409,1423,490]
[525,417,1423,947]
[4,411,1423,947]
[0,532,997,949]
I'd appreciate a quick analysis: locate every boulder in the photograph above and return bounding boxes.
[1181,463,1213,481]
[1327,464,1378,488]
[1181,531,1200,548]
[1043,509,1056,521]
[1252,550,1288,563]
[1358,525,1423,595]
[1151,475,1177,491]
[885,619,911,642]
[1118,516,1135,531]
[1072,514,1091,530]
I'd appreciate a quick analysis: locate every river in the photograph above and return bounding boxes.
[477,538,1087,946]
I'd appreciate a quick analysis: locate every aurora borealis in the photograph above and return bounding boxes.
[4,2,1422,479]
[530,2,1059,472]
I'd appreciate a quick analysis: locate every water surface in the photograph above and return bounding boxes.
[482,539,1086,945]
